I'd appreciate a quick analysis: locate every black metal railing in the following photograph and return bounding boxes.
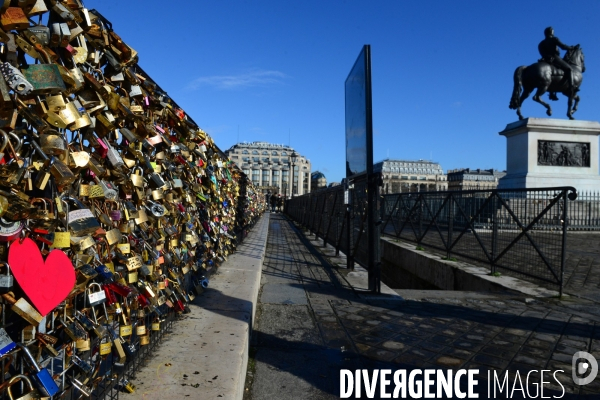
[286,181,376,273]
[381,187,576,294]
[566,191,600,230]
[287,185,349,257]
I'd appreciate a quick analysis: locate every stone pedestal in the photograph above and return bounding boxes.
[498,118,600,192]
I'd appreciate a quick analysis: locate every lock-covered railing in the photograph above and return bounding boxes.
[0,2,266,400]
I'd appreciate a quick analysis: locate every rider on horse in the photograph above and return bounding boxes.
[538,27,574,100]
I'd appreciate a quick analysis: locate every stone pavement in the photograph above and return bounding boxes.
[564,233,600,303]
[245,213,600,399]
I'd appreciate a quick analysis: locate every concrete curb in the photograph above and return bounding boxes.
[127,213,269,399]
[381,236,562,298]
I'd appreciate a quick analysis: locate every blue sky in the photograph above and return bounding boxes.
[86,0,600,184]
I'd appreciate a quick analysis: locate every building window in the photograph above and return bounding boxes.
[252,150,259,155]
[282,170,289,182]
[262,157,269,162]
[242,150,249,154]
[243,169,250,175]
[272,158,279,162]
[282,152,288,156]
[272,151,278,155]
[401,175,408,179]
[262,170,270,185]
[262,151,269,155]
[252,157,259,162]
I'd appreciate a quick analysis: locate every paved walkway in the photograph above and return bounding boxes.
[245,214,600,399]
[564,233,600,302]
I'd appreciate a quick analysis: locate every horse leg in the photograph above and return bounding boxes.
[517,88,533,120]
[533,87,552,116]
[572,94,581,114]
[567,94,575,119]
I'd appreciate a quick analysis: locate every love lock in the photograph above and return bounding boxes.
[145,200,166,217]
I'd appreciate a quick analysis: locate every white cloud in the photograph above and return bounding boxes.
[187,69,287,90]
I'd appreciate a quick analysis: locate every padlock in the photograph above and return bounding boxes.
[20,64,66,95]
[0,327,15,356]
[145,200,166,218]
[65,197,101,236]
[117,236,130,254]
[129,166,144,187]
[93,176,118,201]
[7,374,41,400]
[17,343,59,397]
[121,379,136,393]
[1,292,42,325]
[87,282,106,306]
[109,202,123,221]
[0,261,13,293]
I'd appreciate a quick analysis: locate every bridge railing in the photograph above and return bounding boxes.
[380,187,577,294]
[288,186,577,295]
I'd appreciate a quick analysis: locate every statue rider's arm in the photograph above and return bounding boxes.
[554,37,573,51]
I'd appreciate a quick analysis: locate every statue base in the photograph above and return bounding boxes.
[498,118,600,192]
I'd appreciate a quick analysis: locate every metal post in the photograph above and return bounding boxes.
[346,187,353,271]
[559,189,569,297]
[447,193,454,259]
[491,195,498,275]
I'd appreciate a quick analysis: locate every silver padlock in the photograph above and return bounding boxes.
[104,138,125,170]
[93,176,118,202]
[0,261,13,293]
[0,327,15,357]
[86,282,106,306]
[145,200,166,218]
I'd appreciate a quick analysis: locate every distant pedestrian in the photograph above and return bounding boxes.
[270,194,277,212]
[277,194,284,212]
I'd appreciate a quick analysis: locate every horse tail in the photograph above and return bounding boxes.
[509,66,526,109]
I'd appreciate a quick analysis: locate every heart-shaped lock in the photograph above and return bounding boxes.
[8,237,76,316]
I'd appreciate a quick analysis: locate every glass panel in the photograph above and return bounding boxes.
[345,47,368,177]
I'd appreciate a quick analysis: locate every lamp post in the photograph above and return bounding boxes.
[290,150,298,197]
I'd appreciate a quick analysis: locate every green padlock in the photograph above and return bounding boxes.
[20,63,66,95]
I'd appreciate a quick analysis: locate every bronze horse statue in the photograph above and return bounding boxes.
[509,45,585,120]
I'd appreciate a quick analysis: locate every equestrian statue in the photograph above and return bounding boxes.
[509,27,585,120]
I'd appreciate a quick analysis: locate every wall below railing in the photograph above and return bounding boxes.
[380,237,560,298]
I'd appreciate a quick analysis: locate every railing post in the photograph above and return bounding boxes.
[491,195,498,275]
[447,193,453,259]
[560,189,569,297]
[418,195,423,245]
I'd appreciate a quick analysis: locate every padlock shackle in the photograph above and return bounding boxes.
[15,343,41,373]
[7,374,34,399]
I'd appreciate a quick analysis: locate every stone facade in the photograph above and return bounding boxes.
[225,141,311,197]
[310,171,327,192]
[374,159,447,193]
[447,168,506,191]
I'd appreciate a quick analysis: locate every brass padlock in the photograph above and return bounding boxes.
[1,292,43,325]
[40,129,66,155]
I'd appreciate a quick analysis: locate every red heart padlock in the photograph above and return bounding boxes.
[8,237,76,316]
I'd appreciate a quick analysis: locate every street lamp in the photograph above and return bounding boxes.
[290,150,298,197]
